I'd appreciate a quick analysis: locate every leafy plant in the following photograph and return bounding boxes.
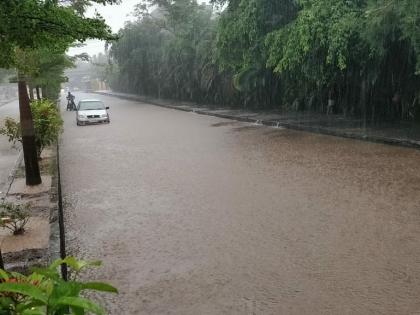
[0,203,30,236]
[0,257,118,315]
[0,119,21,149]
[0,100,63,158]
[31,100,63,158]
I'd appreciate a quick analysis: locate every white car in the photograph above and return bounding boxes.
[76,99,110,126]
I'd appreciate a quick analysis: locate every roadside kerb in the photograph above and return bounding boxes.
[1,149,23,200]
[1,147,59,272]
[94,91,420,150]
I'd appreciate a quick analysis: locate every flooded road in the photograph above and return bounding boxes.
[60,93,420,314]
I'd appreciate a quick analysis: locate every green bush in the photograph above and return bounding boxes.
[0,119,20,149]
[31,100,63,158]
[0,202,30,235]
[0,257,118,314]
[0,100,63,158]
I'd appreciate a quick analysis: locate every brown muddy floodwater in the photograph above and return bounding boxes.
[60,93,420,315]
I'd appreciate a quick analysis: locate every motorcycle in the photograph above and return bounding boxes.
[66,98,76,111]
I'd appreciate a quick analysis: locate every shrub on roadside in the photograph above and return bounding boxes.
[0,118,20,149]
[0,99,63,158]
[0,202,30,236]
[31,100,63,157]
[0,257,118,314]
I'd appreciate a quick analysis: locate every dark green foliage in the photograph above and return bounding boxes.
[111,1,219,103]
[109,0,420,120]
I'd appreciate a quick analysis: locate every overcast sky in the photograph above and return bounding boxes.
[68,0,211,57]
[67,0,138,57]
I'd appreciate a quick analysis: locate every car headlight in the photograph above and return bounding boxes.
[78,114,86,118]
[101,114,108,118]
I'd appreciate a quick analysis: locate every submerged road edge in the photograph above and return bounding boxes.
[94,91,420,150]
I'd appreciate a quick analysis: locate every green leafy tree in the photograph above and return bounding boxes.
[265,0,420,118]
[26,49,75,100]
[111,1,218,102]
[108,0,419,120]
[215,0,297,108]
[266,0,365,112]
[0,0,117,186]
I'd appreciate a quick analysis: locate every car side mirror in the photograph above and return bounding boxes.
[106,107,110,110]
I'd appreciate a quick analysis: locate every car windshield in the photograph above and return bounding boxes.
[78,101,105,111]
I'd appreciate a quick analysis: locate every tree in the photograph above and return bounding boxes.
[26,49,75,100]
[266,0,365,112]
[107,0,419,121]
[110,1,218,102]
[214,0,297,108]
[0,0,117,185]
[265,0,420,118]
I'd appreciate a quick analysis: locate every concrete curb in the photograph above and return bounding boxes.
[2,147,58,272]
[1,149,24,200]
[94,91,420,150]
[48,144,61,264]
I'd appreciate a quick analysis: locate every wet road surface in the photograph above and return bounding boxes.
[60,92,420,314]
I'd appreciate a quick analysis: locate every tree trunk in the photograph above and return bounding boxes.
[18,79,42,186]
[36,86,41,100]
